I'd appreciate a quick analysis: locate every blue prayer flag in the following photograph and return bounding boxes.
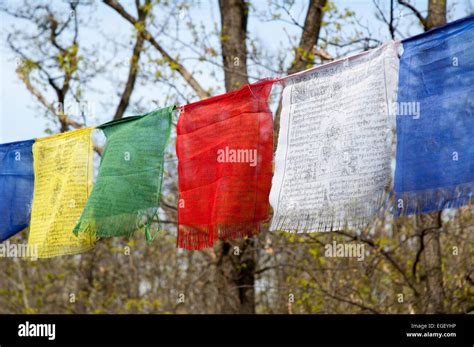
[0,139,35,241]
[394,16,474,215]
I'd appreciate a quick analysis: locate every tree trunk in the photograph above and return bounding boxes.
[426,0,447,30]
[217,0,256,314]
[287,0,327,75]
[216,0,327,315]
[219,0,249,91]
[417,213,445,313]
[273,0,327,145]
[216,239,256,313]
[417,0,447,314]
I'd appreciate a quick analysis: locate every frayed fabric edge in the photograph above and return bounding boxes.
[270,191,387,232]
[177,221,262,250]
[394,182,473,216]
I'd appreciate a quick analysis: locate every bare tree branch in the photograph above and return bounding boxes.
[398,0,428,30]
[112,0,150,120]
[103,0,210,99]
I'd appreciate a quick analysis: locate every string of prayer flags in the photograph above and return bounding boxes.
[1,16,472,256]
[394,16,474,215]
[73,106,174,240]
[270,42,400,232]
[27,128,95,258]
[0,140,35,242]
[177,80,275,249]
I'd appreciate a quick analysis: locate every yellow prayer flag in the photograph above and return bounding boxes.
[27,128,95,258]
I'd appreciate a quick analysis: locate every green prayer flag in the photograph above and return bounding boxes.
[73,106,174,240]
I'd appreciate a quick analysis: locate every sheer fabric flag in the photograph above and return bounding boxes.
[394,16,474,215]
[177,80,274,249]
[73,106,173,240]
[0,140,34,242]
[27,128,95,258]
[270,42,399,232]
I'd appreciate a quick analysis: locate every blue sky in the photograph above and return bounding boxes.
[0,0,471,143]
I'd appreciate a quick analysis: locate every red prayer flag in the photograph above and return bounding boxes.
[177,80,275,250]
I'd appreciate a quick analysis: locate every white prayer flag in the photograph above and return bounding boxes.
[270,42,400,232]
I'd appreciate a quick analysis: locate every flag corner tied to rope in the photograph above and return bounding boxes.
[0,139,35,242]
[394,15,474,216]
[73,106,174,240]
[27,128,95,258]
[270,42,400,233]
[177,80,275,250]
